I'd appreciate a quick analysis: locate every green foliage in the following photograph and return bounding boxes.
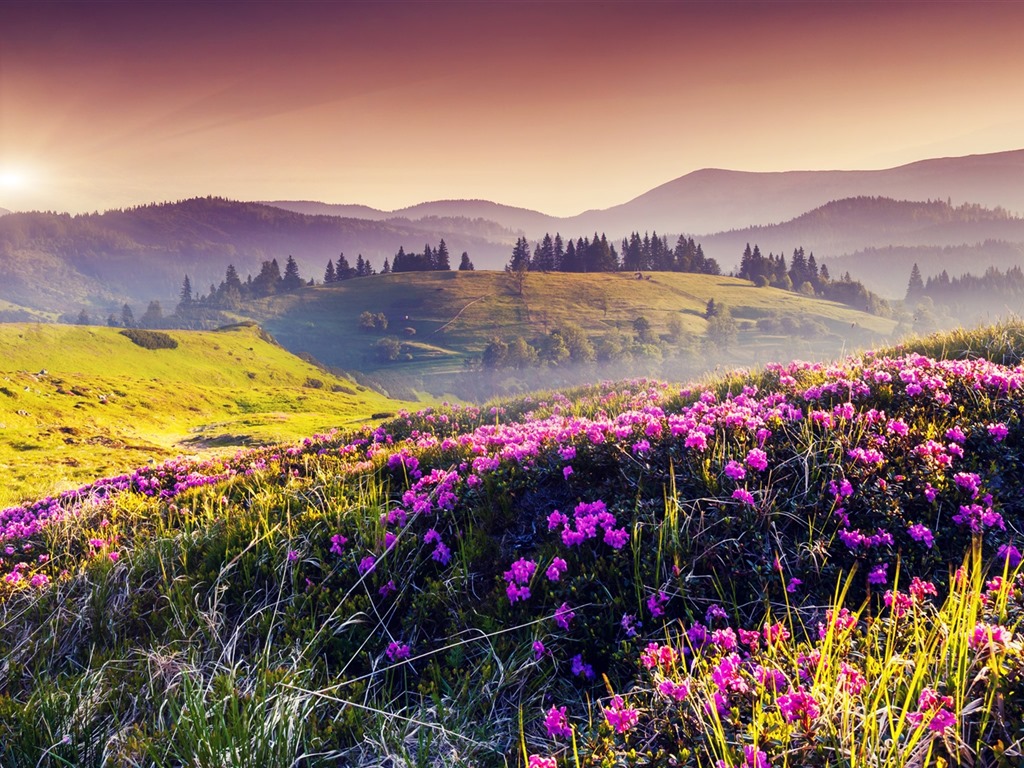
[119,328,179,350]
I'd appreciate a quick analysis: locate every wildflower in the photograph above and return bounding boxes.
[532,640,547,661]
[571,654,594,680]
[544,706,572,739]
[907,523,934,548]
[562,465,573,479]
[746,448,768,471]
[744,746,771,768]
[724,460,747,481]
[705,603,728,624]
[712,627,738,651]
[763,621,790,646]
[553,602,575,630]
[506,582,531,603]
[528,756,557,768]
[738,628,760,652]
[969,622,1013,651]
[385,641,411,662]
[908,688,956,732]
[641,642,677,671]
[786,578,802,593]
[657,679,689,701]
[357,555,376,575]
[286,549,299,563]
[109,551,120,563]
[620,613,639,638]
[30,573,49,588]
[868,563,888,586]
[909,577,937,602]
[603,695,640,734]
[647,590,668,618]
[329,534,348,556]
[987,422,1009,442]
[378,579,396,597]
[777,688,820,727]
[997,543,1022,568]
[732,488,755,506]
[545,557,568,581]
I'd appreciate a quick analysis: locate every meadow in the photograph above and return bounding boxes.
[0,322,412,506]
[1,322,1022,767]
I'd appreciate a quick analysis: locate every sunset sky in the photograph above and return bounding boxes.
[2,0,1023,216]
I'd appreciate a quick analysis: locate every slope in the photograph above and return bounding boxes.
[245,270,897,391]
[0,322,412,505]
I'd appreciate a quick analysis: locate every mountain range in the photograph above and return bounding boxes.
[2,149,1024,313]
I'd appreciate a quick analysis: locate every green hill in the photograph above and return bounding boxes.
[1,322,1022,766]
[247,270,897,392]
[0,322,411,505]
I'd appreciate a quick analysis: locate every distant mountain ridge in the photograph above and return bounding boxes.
[698,196,1024,271]
[264,149,1024,239]
[0,197,512,312]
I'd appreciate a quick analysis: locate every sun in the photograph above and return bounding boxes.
[0,169,26,189]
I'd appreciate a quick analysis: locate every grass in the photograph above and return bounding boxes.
[245,271,898,385]
[0,322,416,506]
[1,321,1023,766]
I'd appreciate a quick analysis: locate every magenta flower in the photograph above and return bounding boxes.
[532,640,547,660]
[777,688,820,727]
[867,563,888,586]
[646,590,668,618]
[562,465,573,479]
[329,533,348,556]
[357,555,376,575]
[545,557,568,582]
[544,705,572,739]
[743,746,771,768]
[657,679,690,701]
[603,695,640,734]
[385,641,411,662]
[724,460,747,481]
[570,654,594,680]
[987,422,1009,442]
[746,448,768,471]
[907,523,934,548]
[528,756,557,768]
[732,488,755,506]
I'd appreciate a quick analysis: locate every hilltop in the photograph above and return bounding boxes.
[244,270,897,396]
[1,322,1022,765]
[0,322,411,505]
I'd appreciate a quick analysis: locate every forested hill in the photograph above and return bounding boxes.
[0,198,512,313]
[699,196,1024,270]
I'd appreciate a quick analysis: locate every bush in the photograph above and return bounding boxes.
[119,329,178,350]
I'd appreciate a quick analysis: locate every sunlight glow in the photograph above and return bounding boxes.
[0,169,26,189]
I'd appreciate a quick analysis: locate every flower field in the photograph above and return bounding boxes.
[1,323,1023,766]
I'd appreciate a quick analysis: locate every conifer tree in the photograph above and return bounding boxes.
[435,239,451,270]
[121,303,135,329]
[324,259,336,284]
[282,255,303,291]
[906,263,925,300]
[459,252,474,271]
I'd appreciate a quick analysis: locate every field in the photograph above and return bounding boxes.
[1,322,1022,766]
[0,322,413,506]
[246,271,898,387]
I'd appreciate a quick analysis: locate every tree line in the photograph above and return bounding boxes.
[506,232,722,275]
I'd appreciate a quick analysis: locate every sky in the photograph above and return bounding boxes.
[2,0,1024,217]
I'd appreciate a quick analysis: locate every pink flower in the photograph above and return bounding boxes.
[744,746,771,768]
[657,679,690,701]
[907,524,934,548]
[746,448,768,471]
[329,534,348,556]
[385,641,411,662]
[724,460,747,481]
[528,756,557,768]
[108,551,120,563]
[868,563,888,586]
[604,695,640,734]
[544,705,572,739]
[647,590,668,618]
[532,640,547,660]
[562,465,573,479]
[987,422,1009,442]
[732,488,755,506]
[777,688,820,727]
[545,557,568,581]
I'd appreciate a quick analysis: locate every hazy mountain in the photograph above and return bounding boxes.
[566,149,1024,238]
[821,241,1024,299]
[0,197,510,313]
[697,196,1024,271]
[264,198,558,238]
[264,149,1024,243]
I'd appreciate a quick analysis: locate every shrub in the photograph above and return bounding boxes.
[118,329,178,350]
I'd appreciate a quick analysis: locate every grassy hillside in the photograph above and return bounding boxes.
[2,322,1021,766]
[0,322,412,506]
[250,270,897,391]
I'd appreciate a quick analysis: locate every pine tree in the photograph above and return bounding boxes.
[336,253,354,279]
[121,303,135,329]
[381,258,391,274]
[324,259,337,284]
[435,239,451,270]
[179,275,193,306]
[141,300,163,328]
[508,237,531,272]
[459,252,474,271]
[355,254,366,277]
[906,263,925,300]
[282,255,303,291]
